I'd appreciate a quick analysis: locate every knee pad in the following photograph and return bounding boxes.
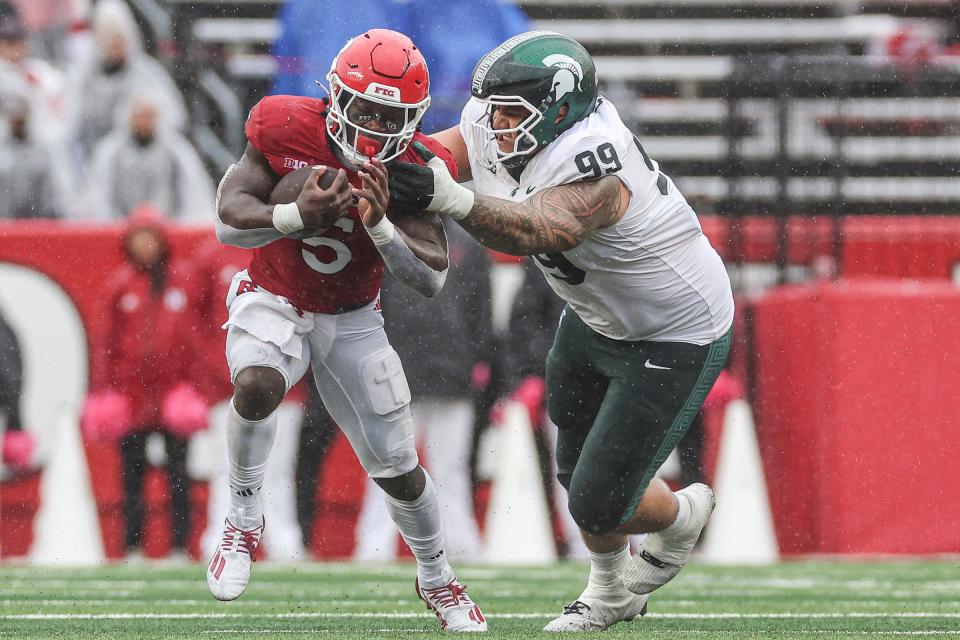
[365,419,418,480]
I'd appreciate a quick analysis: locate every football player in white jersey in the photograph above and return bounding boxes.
[390,31,735,632]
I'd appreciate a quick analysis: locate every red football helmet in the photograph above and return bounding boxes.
[325,29,431,165]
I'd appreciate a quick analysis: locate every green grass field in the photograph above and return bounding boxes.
[1,560,958,639]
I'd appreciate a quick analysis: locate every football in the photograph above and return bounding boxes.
[268,165,338,205]
[269,166,340,239]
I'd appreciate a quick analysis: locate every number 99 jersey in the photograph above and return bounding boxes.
[461,96,734,345]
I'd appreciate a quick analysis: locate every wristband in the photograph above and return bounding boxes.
[366,215,396,246]
[272,202,304,234]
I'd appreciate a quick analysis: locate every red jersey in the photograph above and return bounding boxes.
[243,95,458,313]
[96,258,205,428]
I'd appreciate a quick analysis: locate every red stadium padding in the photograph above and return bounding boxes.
[698,214,960,277]
[0,473,41,557]
[752,280,960,554]
[841,216,960,279]
[2,220,959,559]
[697,215,836,265]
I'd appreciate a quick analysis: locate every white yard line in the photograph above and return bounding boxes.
[193,630,960,637]
[0,599,417,607]
[4,611,960,621]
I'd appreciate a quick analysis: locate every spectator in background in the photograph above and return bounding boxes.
[85,92,213,221]
[411,0,532,130]
[0,308,23,436]
[67,0,185,165]
[8,0,90,66]
[0,1,67,145]
[82,207,209,559]
[0,81,70,219]
[0,307,38,482]
[270,0,530,131]
[354,221,493,560]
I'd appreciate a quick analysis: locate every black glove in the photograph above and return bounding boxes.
[389,142,475,218]
[389,142,439,212]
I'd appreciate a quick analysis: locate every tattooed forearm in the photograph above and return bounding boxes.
[457,176,623,255]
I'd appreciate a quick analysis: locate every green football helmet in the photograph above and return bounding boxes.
[468,30,598,172]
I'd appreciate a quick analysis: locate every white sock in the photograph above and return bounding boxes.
[586,544,630,593]
[227,399,277,527]
[384,469,453,589]
[659,491,693,539]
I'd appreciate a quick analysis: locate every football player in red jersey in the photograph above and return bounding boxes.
[208,29,487,632]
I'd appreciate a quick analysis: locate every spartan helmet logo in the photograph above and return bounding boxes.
[542,53,583,103]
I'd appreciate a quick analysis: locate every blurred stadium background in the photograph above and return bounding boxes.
[0,0,958,638]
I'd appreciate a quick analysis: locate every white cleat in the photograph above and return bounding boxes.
[416,577,488,632]
[206,510,264,602]
[542,592,649,632]
[623,483,716,595]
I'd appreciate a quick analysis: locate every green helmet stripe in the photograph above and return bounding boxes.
[471,30,561,95]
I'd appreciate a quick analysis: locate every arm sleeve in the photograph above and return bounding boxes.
[372,228,448,298]
[379,134,456,296]
[215,217,285,248]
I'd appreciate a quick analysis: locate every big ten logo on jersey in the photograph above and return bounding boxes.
[284,157,308,170]
[367,83,399,102]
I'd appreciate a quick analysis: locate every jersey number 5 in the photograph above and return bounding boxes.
[301,217,355,274]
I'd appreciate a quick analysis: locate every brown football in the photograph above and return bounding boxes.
[268,166,339,205]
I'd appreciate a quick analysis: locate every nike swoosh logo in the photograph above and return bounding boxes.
[644,359,671,370]
[526,185,536,194]
[639,548,668,568]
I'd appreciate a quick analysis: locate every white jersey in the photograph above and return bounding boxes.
[461,97,734,344]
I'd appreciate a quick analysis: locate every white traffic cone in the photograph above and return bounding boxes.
[700,399,778,565]
[30,406,105,565]
[482,401,556,564]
